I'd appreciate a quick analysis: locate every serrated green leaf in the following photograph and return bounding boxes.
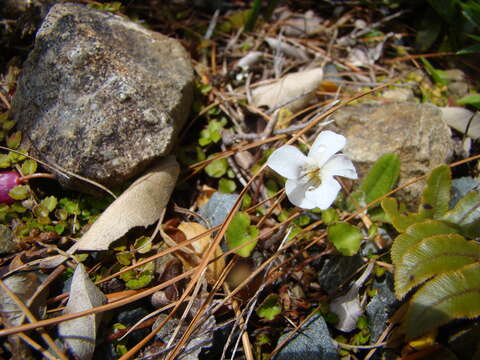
[418,165,451,219]
[256,294,282,321]
[328,222,363,256]
[226,212,258,257]
[8,185,29,200]
[404,262,480,340]
[355,153,400,208]
[391,220,459,265]
[441,190,480,238]
[21,159,37,176]
[395,234,479,299]
[205,157,228,178]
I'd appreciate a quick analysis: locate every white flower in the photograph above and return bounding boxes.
[267,130,357,210]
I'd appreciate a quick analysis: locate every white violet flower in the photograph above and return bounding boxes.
[267,130,357,210]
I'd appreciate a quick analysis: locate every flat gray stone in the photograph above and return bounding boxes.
[13,3,193,192]
[329,102,453,204]
[274,314,338,360]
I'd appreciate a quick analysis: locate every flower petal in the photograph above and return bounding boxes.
[267,145,308,179]
[308,131,346,167]
[285,179,317,209]
[305,176,341,210]
[322,155,358,179]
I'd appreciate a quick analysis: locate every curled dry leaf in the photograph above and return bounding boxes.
[177,221,225,284]
[58,264,107,360]
[251,68,324,112]
[76,156,180,251]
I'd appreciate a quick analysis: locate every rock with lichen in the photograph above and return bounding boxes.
[328,102,453,205]
[12,3,193,193]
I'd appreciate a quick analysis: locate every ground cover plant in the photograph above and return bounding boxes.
[1,0,480,359]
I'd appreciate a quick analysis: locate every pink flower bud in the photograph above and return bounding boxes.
[0,171,20,204]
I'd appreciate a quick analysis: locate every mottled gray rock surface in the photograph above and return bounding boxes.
[274,314,338,360]
[13,3,193,192]
[328,102,453,204]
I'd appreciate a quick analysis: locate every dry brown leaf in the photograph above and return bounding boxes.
[58,264,107,360]
[76,156,179,251]
[177,221,225,284]
[251,68,324,112]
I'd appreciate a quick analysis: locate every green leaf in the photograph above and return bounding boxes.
[219,178,236,193]
[6,131,22,149]
[395,233,479,299]
[226,212,259,257]
[21,159,37,176]
[205,157,228,178]
[116,252,133,266]
[33,204,50,218]
[8,185,29,200]
[457,93,480,108]
[441,190,480,238]
[256,294,282,321]
[421,58,448,85]
[0,154,10,168]
[354,153,400,208]
[381,197,427,232]
[328,222,363,256]
[41,196,58,213]
[125,272,153,290]
[134,236,152,254]
[404,262,480,341]
[391,220,459,266]
[418,165,451,219]
[322,208,338,225]
[457,43,480,55]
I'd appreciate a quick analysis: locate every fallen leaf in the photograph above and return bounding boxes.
[58,264,107,360]
[251,68,324,112]
[265,37,309,61]
[76,156,179,251]
[177,221,225,284]
[441,106,480,140]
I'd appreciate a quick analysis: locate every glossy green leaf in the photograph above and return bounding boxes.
[418,165,451,219]
[125,273,153,290]
[226,212,259,257]
[441,190,480,238]
[116,252,133,266]
[6,131,22,149]
[404,262,480,340]
[391,220,459,265]
[356,153,400,208]
[328,222,363,256]
[381,197,427,232]
[395,234,479,299]
[256,294,282,321]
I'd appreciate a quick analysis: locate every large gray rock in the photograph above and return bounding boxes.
[12,3,193,192]
[328,102,453,204]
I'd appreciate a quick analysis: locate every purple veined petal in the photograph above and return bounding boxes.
[285,179,317,209]
[321,154,358,179]
[304,176,341,210]
[267,145,308,180]
[308,131,346,168]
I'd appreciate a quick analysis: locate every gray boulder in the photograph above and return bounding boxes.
[12,3,193,192]
[328,102,453,204]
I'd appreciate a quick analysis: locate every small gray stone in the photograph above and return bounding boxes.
[13,3,193,193]
[274,314,338,360]
[198,192,239,228]
[366,274,396,343]
[328,102,453,205]
[0,224,18,255]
